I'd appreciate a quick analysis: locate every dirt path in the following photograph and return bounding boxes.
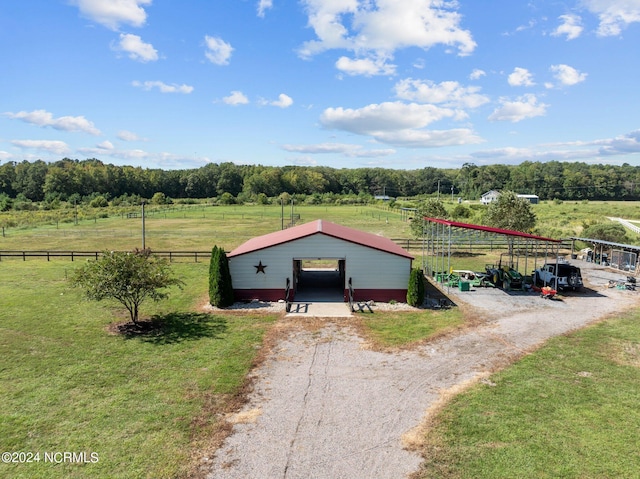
[206,264,637,479]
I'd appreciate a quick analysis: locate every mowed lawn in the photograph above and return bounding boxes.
[0,204,410,252]
[0,261,278,479]
[418,308,640,479]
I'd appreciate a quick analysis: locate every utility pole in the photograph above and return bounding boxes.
[451,185,454,202]
[141,201,146,250]
[437,180,440,200]
[281,196,284,230]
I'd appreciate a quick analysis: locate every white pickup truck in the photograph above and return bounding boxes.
[533,262,583,291]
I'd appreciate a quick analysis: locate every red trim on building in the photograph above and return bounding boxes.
[234,288,408,303]
[422,217,561,243]
[347,288,408,303]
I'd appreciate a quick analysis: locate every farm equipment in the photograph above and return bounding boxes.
[485,256,525,291]
[540,285,557,299]
[451,270,493,288]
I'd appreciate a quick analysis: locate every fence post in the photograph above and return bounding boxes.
[23,251,26,261]
[195,252,198,263]
[71,252,74,261]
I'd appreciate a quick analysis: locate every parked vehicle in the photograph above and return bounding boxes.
[533,262,583,291]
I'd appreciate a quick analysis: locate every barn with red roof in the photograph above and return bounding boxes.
[227,220,414,303]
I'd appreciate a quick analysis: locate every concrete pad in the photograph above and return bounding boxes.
[286,301,353,318]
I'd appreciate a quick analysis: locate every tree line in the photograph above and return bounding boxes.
[1,158,639,209]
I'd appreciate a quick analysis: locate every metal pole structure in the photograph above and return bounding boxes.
[141,201,146,250]
[281,196,284,230]
[422,217,425,273]
[447,224,452,294]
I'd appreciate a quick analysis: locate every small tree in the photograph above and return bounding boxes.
[407,268,426,307]
[71,249,183,325]
[209,246,234,307]
[410,199,448,238]
[484,191,536,233]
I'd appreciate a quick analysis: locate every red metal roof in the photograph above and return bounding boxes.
[228,219,414,258]
[423,217,561,243]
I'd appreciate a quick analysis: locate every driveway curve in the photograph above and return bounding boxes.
[207,265,637,479]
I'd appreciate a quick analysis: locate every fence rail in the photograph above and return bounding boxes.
[0,250,212,262]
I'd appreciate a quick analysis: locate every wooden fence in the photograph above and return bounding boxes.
[0,239,575,262]
[0,250,212,262]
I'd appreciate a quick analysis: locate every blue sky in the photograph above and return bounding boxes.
[1,0,640,170]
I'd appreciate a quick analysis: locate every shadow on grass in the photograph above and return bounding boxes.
[116,312,227,344]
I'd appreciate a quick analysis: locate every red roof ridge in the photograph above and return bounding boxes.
[228,219,413,259]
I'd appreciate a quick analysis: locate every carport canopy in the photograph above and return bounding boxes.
[570,237,640,275]
[420,217,562,278]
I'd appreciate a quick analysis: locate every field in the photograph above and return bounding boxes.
[1,201,639,478]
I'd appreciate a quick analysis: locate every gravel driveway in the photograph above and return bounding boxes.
[206,263,637,479]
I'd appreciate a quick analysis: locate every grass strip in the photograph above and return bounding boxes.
[417,308,640,479]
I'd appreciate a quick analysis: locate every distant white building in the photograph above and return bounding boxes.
[480,190,539,205]
[480,190,501,204]
[517,194,539,204]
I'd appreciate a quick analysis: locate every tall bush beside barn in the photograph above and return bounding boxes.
[407,268,425,307]
[209,246,234,307]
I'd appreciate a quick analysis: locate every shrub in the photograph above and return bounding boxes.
[407,268,425,307]
[209,246,234,307]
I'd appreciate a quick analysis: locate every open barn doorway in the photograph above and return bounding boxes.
[293,258,345,302]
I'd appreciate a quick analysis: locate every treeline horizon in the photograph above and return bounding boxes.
[1,158,639,206]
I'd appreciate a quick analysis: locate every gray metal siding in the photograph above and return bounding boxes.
[229,234,411,290]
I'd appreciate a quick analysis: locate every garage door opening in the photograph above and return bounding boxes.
[293,258,345,302]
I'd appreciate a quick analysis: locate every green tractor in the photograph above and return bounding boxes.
[485,254,525,291]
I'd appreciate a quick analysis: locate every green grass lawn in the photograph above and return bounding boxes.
[0,261,278,479]
[417,308,640,479]
[0,204,410,252]
[2,202,639,478]
[360,309,465,348]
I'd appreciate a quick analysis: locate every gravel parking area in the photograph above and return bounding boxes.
[205,262,637,479]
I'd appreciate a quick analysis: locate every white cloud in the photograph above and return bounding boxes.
[508,67,535,87]
[132,80,194,93]
[269,93,294,108]
[5,109,101,135]
[282,143,395,157]
[257,0,273,17]
[469,69,486,80]
[468,129,640,164]
[96,140,114,150]
[204,35,233,65]
[394,78,489,109]
[550,64,588,86]
[223,91,249,105]
[298,0,475,76]
[372,129,483,148]
[11,139,70,155]
[117,130,145,141]
[335,56,396,76]
[320,101,483,147]
[582,0,640,36]
[321,102,456,134]
[552,14,584,40]
[114,33,158,62]
[70,0,151,30]
[488,94,548,122]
